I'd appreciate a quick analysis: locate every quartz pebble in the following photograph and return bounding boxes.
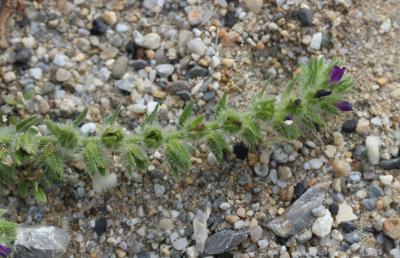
[187,38,206,56]
[365,136,380,165]
[312,210,333,238]
[336,203,357,224]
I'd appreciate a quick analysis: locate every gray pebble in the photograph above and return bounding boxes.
[112,56,129,79]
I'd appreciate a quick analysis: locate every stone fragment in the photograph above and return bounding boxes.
[383,218,400,240]
[366,136,380,165]
[336,203,357,224]
[312,210,333,238]
[14,226,70,258]
[204,229,249,255]
[380,157,400,170]
[332,159,351,177]
[193,209,210,253]
[112,56,128,79]
[267,185,324,238]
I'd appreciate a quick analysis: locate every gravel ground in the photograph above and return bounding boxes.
[0,0,399,257]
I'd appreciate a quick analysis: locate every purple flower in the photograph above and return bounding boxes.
[0,244,11,258]
[336,101,353,112]
[329,66,346,84]
[284,114,293,125]
[314,89,332,98]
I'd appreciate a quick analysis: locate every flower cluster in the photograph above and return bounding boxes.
[283,64,352,126]
[0,244,10,258]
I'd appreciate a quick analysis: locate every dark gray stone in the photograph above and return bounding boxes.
[295,9,314,27]
[14,226,70,258]
[186,66,208,79]
[90,18,108,35]
[267,185,324,238]
[167,80,189,93]
[94,217,107,235]
[380,157,400,170]
[131,59,149,70]
[353,144,367,160]
[204,229,249,255]
[14,47,31,68]
[342,119,358,133]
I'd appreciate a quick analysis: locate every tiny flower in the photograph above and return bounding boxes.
[336,101,353,112]
[314,89,332,98]
[284,115,293,126]
[329,66,346,84]
[0,244,11,258]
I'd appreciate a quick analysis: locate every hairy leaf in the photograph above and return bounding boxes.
[16,116,40,133]
[104,104,122,125]
[45,120,79,150]
[143,104,159,126]
[215,92,227,116]
[205,131,230,162]
[81,139,109,175]
[179,102,193,127]
[165,138,191,178]
[121,143,148,176]
[142,126,163,148]
[101,127,124,149]
[73,107,89,127]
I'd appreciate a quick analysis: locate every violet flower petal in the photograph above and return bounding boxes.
[314,89,332,98]
[336,101,353,112]
[329,66,346,84]
[0,244,11,258]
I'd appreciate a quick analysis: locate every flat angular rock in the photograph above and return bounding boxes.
[380,157,400,170]
[204,229,249,255]
[267,185,324,238]
[14,226,70,258]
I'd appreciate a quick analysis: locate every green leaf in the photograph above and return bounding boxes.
[142,126,163,148]
[179,102,193,127]
[165,138,191,178]
[13,133,37,165]
[239,116,262,149]
[45,120,79,150]
[220,111,242,133]
[37,143,64,178]
[253,99,275,121]
[17,180,29,198]
[104,104,122,126]
[122,143,149,176]
[143,104,159,126]
[34,187,47,203]
[81,139,109,175]
[215,92,227,116]
[16,116,41,133]
[73,107,89,127]
[101,127,124,149]
[205,131,230,162]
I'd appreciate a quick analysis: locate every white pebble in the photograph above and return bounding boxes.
[312,210,333,238]
[309,32,322,50]
[365,136,380,165]
[309,159,323,169]
[379,175,393,186]
[219,202,231,210]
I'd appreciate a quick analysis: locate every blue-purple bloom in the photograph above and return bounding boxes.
[314,89,332,98]
[336,101,353,112]
[329,66,346,84]
[0,244,11,258]
[284,114,293,125]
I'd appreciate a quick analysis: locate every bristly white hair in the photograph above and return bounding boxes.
[92,173,118,193]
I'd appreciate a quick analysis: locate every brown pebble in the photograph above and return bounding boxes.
[383,218,400,240]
